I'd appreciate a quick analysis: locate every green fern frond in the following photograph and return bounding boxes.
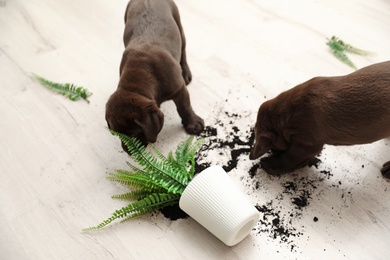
[149,145,170,164]
[108,129,188,194]
[328,47,357,70]
[174,135,195,168]
[111,189,163,201]
[184,137,205,173]
[83,193,180,231]
[326,36,374,70]
[126,161,148,175]
[32,74,92,103]
[84,130,204,231]
[173,136,205,183]
[107,171,163,192]
[119,193,180,223]
[122,161,182,192]
[344,44,373,56]
[326,36,346,52]
[328,36,373,56]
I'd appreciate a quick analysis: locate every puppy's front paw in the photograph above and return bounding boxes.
[381,161,390,179]
[183,115,204,135]
[260,155,290,176]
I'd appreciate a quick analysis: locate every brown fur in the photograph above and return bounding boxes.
[250,61,390,178]
[106,0,204,149]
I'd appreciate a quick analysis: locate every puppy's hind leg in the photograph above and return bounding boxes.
[173,87,204,135]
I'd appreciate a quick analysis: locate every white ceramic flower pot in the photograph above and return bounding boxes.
[179,165,260,246]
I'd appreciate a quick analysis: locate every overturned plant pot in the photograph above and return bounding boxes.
[180,165,260,246]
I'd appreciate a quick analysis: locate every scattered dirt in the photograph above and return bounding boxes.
[161,108,355,252]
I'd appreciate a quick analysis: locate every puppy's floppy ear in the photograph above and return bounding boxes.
[135,102,164,143]
[249,136,272,160]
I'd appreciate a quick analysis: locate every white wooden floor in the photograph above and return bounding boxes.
[1,0,390,259]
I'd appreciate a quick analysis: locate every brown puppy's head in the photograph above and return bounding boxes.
[249,100,289,160]
[105,89,164,152]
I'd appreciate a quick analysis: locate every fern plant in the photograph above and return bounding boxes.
[326,36,374,70]
[83,130,204,231]
[32,74,92,103]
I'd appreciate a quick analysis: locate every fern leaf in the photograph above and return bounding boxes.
[173,136,205,183]
[119,193,180,223]
[174,135,195,169]
[111,189,161,201]
[328,36,373,56]
[327,36,347,52]
[326,36,374,70]
[108,129,187,194]
[168,151,178,165]
[329,48,357,70]
[344,44,374,56]
[149,145,169,164]
[84,132,206,231]
[83,193,180,231]
[126,161,149,176]
[32,74,92,103]
[107,170,163,192]
[183,137,205,177]
[122,161,183,192]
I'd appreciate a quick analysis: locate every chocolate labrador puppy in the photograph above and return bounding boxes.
[250,61,390,178]
[106,0,204,149]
